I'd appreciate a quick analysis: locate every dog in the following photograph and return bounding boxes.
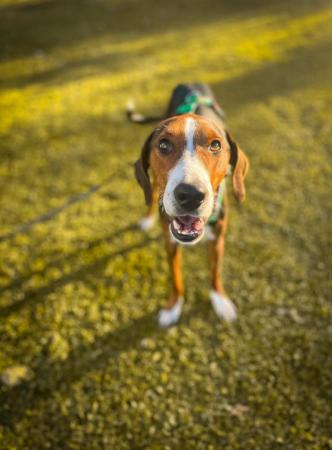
[128,83,249,327]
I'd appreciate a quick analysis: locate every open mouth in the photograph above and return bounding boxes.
[170,215,205,244]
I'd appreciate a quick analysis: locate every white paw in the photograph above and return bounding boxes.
[139,216,155,231]
[158,298,183,328]
[209,290,237,322]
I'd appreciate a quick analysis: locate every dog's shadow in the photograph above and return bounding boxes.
[0,218,216,430]
[0,308,156,426]
[0,222,160,317]
[0,301,207,429]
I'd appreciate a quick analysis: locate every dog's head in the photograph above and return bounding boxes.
[134,114,249,244]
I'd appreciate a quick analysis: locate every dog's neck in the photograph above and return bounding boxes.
[208,179,226,225]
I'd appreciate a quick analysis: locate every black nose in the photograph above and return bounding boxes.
[174,183,205,211]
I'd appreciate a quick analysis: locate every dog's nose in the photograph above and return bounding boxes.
[174,183,205,211]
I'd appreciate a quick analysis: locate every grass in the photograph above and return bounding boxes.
[0,0,332,448]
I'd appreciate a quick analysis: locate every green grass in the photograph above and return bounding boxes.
[0,0,332,448]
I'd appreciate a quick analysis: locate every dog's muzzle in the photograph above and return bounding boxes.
[168,182,208,244]
[162,155,214,244]
[170,214,205,244]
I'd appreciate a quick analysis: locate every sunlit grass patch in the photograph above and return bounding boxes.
[1,3,331,135]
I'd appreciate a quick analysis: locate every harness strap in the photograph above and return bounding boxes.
[208,178,226,225]
[175,93,214,114]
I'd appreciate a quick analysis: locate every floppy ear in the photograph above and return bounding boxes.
[134,132,154,206]
[226,131,249,203]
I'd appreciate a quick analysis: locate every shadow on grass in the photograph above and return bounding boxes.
[0,291,211,429]
[0,223,160,318]
[0,308,158,428]
[211,39,332,115]
[0,221,165,427]
[0,49,136,91]
[1,4,331,96]
[2,0,318,60]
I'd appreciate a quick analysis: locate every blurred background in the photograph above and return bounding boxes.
[0,0,331,448]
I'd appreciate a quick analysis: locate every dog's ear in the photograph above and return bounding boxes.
[134,132,154,206]
[226,131,249,202]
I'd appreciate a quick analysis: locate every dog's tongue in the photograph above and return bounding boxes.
[178,215,196,226]
[177,215,203,231]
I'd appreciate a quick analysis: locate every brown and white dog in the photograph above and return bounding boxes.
[128,83,249,327]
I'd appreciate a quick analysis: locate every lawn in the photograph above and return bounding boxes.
[0,0,331,448]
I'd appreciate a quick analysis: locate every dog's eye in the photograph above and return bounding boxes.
[209,140,222,153]
[159,138,173,155]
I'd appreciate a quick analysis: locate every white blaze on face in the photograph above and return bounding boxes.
[185,117,196,155]
[163,117,214,218]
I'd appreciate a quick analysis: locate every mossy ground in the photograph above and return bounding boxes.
[0,0,332,448]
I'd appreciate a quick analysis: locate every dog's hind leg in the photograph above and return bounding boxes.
[208,216,237,322]
[158,219,184,328]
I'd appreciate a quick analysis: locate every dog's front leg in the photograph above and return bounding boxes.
[157,218,184,328]
[139,181,159,231]
[208,218,237,322]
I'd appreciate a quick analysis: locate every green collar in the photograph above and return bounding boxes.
[208,178,226,225]
[175,93,214,115]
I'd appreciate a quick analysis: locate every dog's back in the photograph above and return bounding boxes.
[127,82,225,125]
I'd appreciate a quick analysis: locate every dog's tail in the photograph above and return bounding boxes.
[126,100,165,124]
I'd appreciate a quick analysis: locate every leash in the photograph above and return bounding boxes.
[0,168,127,243]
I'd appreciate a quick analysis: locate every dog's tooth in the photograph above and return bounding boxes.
[173,220,180,230]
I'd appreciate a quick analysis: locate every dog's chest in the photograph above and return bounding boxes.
[204,224,217,241]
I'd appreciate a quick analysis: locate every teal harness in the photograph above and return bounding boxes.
[176,92,226,225]
[208,178,226,225]
[175,93,214,115]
